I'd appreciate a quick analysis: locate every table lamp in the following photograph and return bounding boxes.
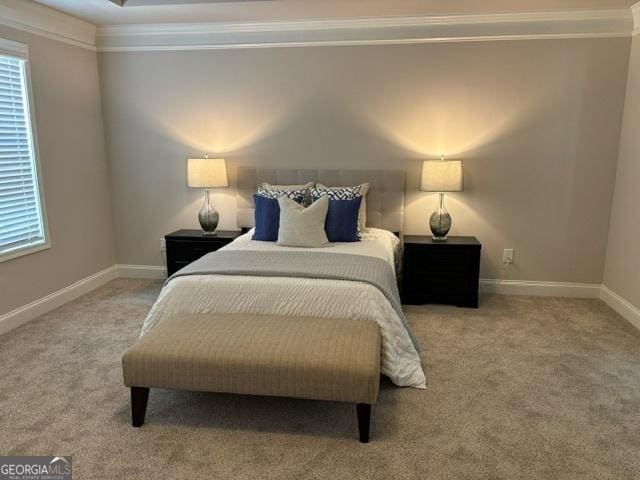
[187,156,229,235]
[420,156,463,241]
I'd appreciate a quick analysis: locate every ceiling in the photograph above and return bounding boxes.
[33,0,639,26]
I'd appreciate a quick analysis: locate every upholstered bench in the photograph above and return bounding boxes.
[122,313,381,442]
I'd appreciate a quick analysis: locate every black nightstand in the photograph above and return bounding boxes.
[165,229,241,276]
[402,235,481,308]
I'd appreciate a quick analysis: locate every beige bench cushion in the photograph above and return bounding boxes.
[123,313,381,404]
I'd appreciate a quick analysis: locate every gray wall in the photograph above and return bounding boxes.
[99,38,630,282]
[0,25,115,316]
[604,35,640,309]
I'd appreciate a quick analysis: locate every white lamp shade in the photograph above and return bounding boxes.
[187,158,229,188]
[420,159,463,192]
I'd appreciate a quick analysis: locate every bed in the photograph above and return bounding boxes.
[141,168,426,389]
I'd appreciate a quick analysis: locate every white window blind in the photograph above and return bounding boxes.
[0,51,46,258]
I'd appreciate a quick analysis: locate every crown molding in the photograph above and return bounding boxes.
[0,4,631,53]
[0,0,96,51]
[96,9,633,51]
[0,4,633,52]
[632,1,640,36]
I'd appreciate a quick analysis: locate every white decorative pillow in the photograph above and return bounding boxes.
[262,182,314,206]
[313,183,370,231]
[277,195,329,248]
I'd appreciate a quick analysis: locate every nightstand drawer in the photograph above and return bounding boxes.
[404,292,475,307]
[406,247,470,273]
[168,240,225,262]
[170,260,192,273]
[164,230,241,277]
[404,271,471,295]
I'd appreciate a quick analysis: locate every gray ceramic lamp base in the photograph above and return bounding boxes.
[198,189,219,235]
[430,211,451,240]
[430,192,452,241]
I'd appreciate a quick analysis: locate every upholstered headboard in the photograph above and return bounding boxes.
[236,167,405,233]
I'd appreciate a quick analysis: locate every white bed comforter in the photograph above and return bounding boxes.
[142,228,426,388]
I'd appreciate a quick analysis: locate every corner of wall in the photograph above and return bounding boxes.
[600,30,640,326]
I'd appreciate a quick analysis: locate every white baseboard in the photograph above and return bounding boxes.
[118,268,601,297]
[117,264,166,279]
[0,265,118,336]
[600,285,640,331]
[2,264,636,337]
[113,266,602,297]
[480,279,601,298]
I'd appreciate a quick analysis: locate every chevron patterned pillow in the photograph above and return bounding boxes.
[312,183,370,232]
[256,185,309,202]
[258,182,314,206]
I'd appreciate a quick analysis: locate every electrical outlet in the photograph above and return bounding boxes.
[159,237,166,252]
[503,248,515,264]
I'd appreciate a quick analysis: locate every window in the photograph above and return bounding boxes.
[0,39,48,262]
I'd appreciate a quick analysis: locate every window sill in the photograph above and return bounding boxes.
[0,241,51,264]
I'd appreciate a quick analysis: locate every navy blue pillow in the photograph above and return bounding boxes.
[252,193,304,241]
[324,196,362,242]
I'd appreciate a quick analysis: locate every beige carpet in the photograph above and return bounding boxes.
[1,279,640,479]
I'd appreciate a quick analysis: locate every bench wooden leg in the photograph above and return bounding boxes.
[131,387,149,427]
[356,403,371,443]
